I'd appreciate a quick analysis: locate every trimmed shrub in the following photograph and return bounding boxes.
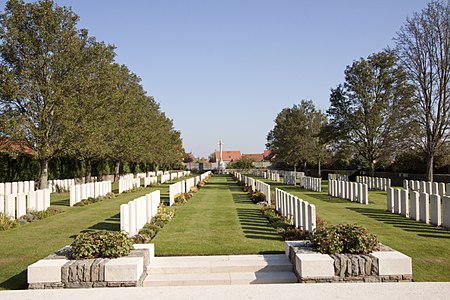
[0,213,18,231]
[311,224,379,254]
[70,230,133,259]
[250,192,266,203]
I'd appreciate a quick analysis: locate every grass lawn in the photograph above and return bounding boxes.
[152,175,285,256]
[251,175,450,282]
[0,177,184,290]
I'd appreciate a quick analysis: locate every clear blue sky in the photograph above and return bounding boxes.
[3,1,429,158]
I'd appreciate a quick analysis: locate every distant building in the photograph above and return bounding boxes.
[213,150,271,162]
[214,150,241,162]
[242,153,264,161]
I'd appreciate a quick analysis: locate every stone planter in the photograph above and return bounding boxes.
[285,241,412,283]
[27,244,154,289]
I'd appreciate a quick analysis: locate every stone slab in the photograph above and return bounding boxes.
[295,253,334,279]
[370,251,412,276]
[28,259,70,283]
[104,257,144,282]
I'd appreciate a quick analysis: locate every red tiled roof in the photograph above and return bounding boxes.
[0,138,34,155]
[242,153,264,161]
[215,150,241,162]
[263,150,272,160]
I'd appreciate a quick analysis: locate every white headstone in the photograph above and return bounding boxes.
[429,194,442,226]
[16,193,27,218]
[0,194,4,214]
[400,189,409,218]
[409,191,420,221]
[5,194,15,218]
[419,193,430,224]
[442,196,450,228]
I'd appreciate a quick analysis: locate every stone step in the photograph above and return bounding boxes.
[147,254,293,275]
[143,271,298,286]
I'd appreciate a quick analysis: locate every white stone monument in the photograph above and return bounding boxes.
[218,139,226,174]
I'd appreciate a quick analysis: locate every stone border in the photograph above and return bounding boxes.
[28,244,154,289]
[285,241,412,283]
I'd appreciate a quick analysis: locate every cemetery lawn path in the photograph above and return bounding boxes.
[152,175,285,256]
[0,182,176,290]
[252,176,450,282]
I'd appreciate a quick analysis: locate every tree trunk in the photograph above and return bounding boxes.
[132,162,138,177]
[294,163,297,186]
[317,158,321,178]
[370,161,375,177]
[85,159,92,183]
[39,158,49,189]
[114,161,120,183]
[426,153,434,182]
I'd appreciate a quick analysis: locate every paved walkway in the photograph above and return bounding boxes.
[2,282,450,300]
[144,254,297,286]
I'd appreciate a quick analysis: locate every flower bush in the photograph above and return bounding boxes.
[70,230,133,259]
[311,224,379,254]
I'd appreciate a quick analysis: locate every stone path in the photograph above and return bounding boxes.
[144,254,297,286]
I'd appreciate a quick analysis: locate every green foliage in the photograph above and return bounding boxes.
[73,192,115,207]
[174,193,193,205]
[323,50,415,175]
[250,192,266,204]
[20,207,62,222]
[260,205,308,240]
[70,231,133,259]
[0,0,184,187]
[0,213,18,231]
[311,224,379,254]
[267,100,329,172]
[227,157,255,170]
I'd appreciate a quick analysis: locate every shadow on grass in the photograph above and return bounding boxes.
[303,192,351,204]
[0,269,27,290]
[348,207,450,239]
[81,213,121,232]
[51,198,70,206]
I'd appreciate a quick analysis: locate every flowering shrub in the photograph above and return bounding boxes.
[311,224,379,254]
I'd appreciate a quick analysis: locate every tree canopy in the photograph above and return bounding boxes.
[266,100,328,174]
[323,51,414,175]
[0,0,183,186]
[395,0,450,181]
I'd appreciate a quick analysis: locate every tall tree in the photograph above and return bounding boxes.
[62,39,117,182]
[324,51,415,176]
[395,0,450,181]
[266,100,327,176]
[0,0,87,188]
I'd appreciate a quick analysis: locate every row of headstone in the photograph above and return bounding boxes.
[69,181,112,206]
[328,180,369,204]
[48,179,76,193]
[387,188,450,228]
[160,174,170,184]
[255,180,271,204]
[169,171,191,181]
[356,176,391,191]
[169,181,185,206]
[118,175,141,194]
[143,176,157,187]
[266,171,280,182]
[300,176,322,192]
[0,181,35,197]
[328,174,348,182]
[275,188,316,232]
[1,189,51,219]
[200,171,211,181]
[120,190,161,236]
[284,175,296,185]
[234,172,256,192]
[185,177,196,193]
[403,179,448,198]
